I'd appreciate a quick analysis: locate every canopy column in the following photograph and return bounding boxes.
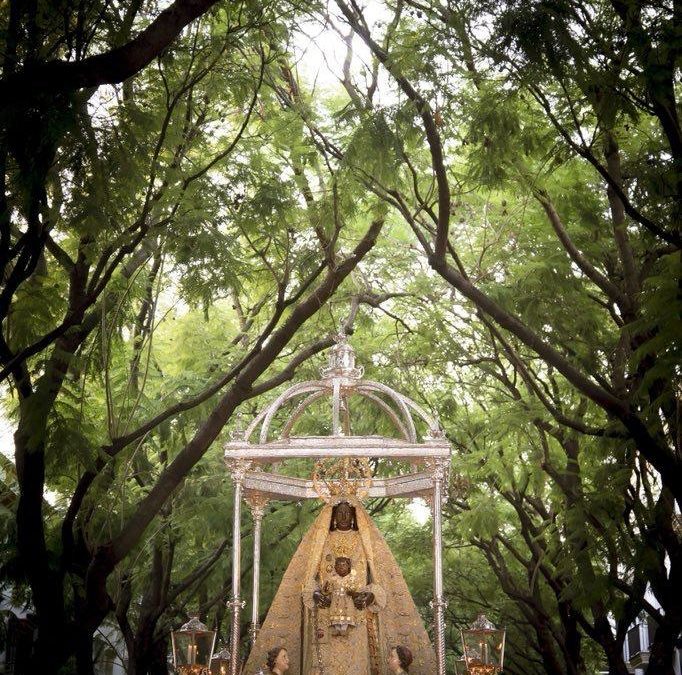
[429,457,449,675]
[227,459,251,675]
[245,491,269,646]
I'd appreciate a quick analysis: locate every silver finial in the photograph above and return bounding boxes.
[470,613,497,630]
[320,334,364,380]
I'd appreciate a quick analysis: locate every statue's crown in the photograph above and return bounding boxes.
[312,457,372,503]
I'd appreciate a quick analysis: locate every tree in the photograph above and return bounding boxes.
[321,2,679,670]
[1,2,386,671]
[2,1,679,673]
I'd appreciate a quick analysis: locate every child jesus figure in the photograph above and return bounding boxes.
[323,556,360,636]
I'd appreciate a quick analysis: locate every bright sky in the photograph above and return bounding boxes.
[292,2,390,96]
[409,498,431,525]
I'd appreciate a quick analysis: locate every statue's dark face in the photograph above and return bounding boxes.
[335,557,351,577]
[334,502,354,530]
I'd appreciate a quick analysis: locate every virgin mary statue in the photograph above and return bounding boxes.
[245,498,436,675]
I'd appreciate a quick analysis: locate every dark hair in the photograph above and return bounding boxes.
[395,645,413,671]
[266,646,286,670]
[330,501,358,531]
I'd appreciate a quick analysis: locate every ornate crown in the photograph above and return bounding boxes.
[311,457,373,503]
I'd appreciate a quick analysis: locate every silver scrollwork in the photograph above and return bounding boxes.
[244,491,269,520]
[226,597,246,610]
[227,458,252,484]
[425,456,450,483]
[429,597,449,610]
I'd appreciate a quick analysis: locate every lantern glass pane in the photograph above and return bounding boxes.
[462,628,505,673]
[454,657,468,674]
[172,630,216,670]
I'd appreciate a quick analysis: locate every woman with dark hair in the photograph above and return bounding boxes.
[265,646,289,674]
[388,645,413,673]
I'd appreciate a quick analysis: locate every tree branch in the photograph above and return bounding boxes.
[0,0,223,100]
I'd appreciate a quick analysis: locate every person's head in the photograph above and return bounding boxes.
[389,645,413,672]
[331,501,358,531]
[266,646,289,673]
[334,556,352,577]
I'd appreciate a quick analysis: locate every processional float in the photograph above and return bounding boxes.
[223,335,452,675]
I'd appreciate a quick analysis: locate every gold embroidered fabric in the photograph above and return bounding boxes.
[244,502,436,675]
[302,527,384,675]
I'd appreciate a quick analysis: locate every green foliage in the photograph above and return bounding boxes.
[1,1,679,673]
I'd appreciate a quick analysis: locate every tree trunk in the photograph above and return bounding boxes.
[129,636,151,675]
[646,615,681,675]
[128,623,171,675]
[149,636,171,675]
[557,601,585,675]
[75,628,96,675]
[532,621,567,675]
[15,424,71,675]
[605,649,630,675]
[593,618,630,675]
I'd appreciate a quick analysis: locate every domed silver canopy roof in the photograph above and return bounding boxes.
[224,335,450,501]
[239,334,444,445]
